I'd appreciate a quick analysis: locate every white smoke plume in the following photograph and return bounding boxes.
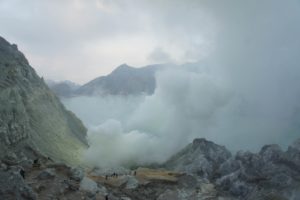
[67,68,231,167]
[62,0,300,167]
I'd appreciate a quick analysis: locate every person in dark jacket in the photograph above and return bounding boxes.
[20,168,25,179]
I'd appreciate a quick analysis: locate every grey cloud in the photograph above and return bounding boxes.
[0,0,216,82]
[147,47,172,63]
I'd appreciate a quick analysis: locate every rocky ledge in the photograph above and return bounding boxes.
[2,138,299,200]
[164,138,300,200]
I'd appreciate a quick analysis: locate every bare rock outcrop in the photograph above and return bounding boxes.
[164,138,231,179]
[164,137,300,199]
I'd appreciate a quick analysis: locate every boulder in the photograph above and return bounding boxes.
[216,139,300,199]
[0,162,7,170]
[286,138,300,169]
[0,169,37,199]
[125,176,139,189]
[79,177,99,194]
[164,138,231,179]
[157,189,180,200]
[37,168,55,180]
[70,167,84,181]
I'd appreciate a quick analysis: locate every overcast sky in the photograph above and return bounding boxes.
[1,0,300,158]
[0,0,216,83]
[1,0,300,84]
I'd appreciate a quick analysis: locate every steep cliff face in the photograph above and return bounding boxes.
[0,37,88,164]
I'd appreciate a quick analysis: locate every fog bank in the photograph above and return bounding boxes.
[62,0,300,167]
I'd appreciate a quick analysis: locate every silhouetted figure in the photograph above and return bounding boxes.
[105,194,108,200]
[20,169,25,179]
[32,158,41,168]
[105,175,108,180]
[47,157,54,162]
[134,171,137,176]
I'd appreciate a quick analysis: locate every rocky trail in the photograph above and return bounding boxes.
[0,151,223,200]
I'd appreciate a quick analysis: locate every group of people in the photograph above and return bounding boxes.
[105,173,118,180]
[18,158,40,179]
[103,171,137,200]
[104,170,137,180]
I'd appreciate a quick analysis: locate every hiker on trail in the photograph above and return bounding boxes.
[32,158,41,168]
[20,168,25,179]
[47,157,54,162]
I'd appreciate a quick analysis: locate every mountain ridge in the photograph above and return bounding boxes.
[48,62,207,98]
[76,63,163,96]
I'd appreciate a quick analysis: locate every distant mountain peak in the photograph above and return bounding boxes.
[111,63,134,74]
[119,63,130,68]
[72,63,162,96]
[48,62,201,97]
[116,63,132,69]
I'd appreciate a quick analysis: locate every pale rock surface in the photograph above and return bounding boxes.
[0,36,88,164]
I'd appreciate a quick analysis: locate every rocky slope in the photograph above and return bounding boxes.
[0,155,225,200]
[0,36,88,164]
[164,138,300,200]
[164,138,232,179]
[1,136,299,200]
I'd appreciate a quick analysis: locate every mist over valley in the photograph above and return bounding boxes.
[1,0,300,199]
